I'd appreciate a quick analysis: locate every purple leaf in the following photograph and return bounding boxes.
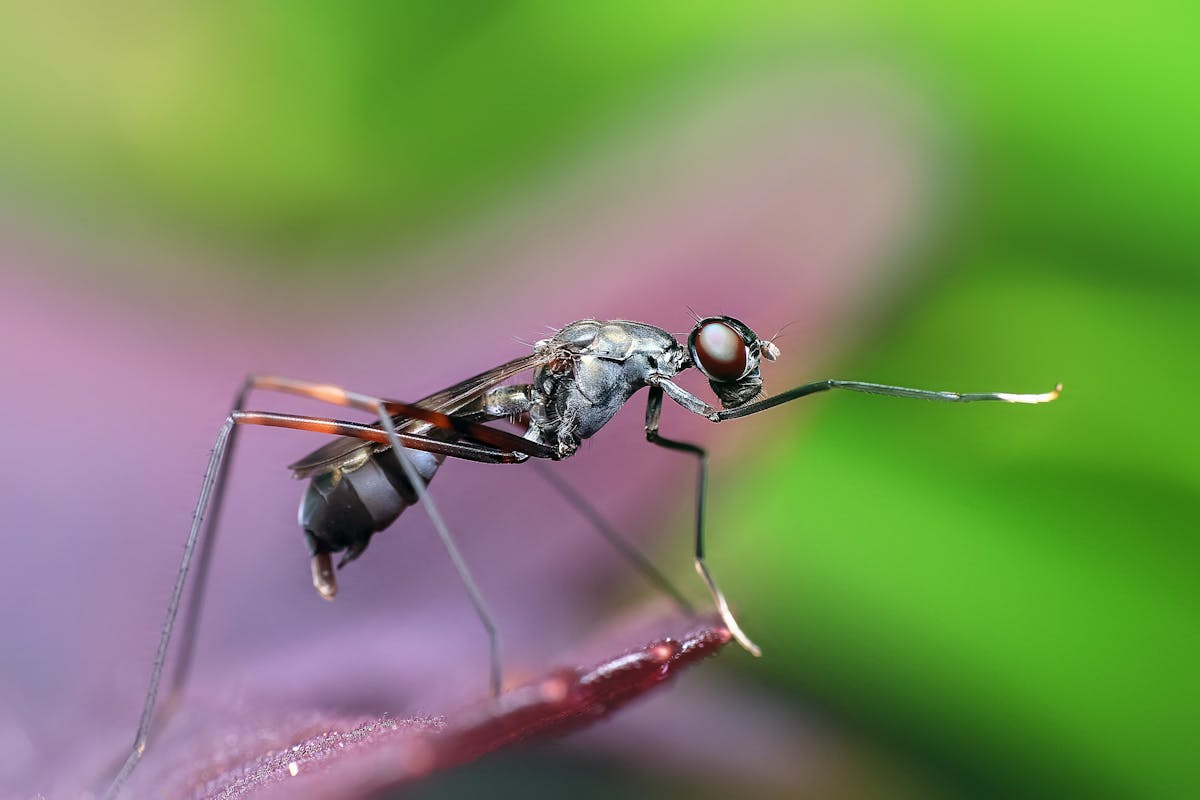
[141,622,729,799]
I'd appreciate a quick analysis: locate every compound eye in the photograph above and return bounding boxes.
[692,320,749,381]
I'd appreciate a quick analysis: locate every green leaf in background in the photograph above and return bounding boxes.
[0,3,1196,278]
[882,3,1200,283]
[0,2,751,261]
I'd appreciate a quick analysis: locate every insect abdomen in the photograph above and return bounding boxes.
[298,448,441,566]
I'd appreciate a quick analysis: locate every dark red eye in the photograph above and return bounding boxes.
[691,320,748,381]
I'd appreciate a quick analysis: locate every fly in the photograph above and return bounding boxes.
[102,315,1061,797]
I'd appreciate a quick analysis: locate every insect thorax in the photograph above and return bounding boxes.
[528,320,686,457]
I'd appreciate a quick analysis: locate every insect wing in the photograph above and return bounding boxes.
[409,351,549,417]
[287,351,552,477]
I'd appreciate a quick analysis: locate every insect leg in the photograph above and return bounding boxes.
[644,386,762,656]
[243,408,510,695]
[460,381,694,614]
[715,379,1062,420]
[372,404,503,696]
[248,374,557,459]
[529,462,694,615]
[103,415,236,800]
[226,375,511,696]
[640,374,1058,659]
[154,377,255,755]
[233,411,525,462]
[103,409,522,798]
[650,375,1059,424]
[168,381,532,730]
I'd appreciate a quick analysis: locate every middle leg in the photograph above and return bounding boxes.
[529,462,694,615]
[644,386,761,656]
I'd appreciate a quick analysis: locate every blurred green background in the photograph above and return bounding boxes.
[1,3,1195,799]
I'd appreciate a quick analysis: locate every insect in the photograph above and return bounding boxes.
[102,315,1060,796]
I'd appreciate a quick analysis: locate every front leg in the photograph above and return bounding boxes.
[652,374,1060,423]
[648,375,721,421]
